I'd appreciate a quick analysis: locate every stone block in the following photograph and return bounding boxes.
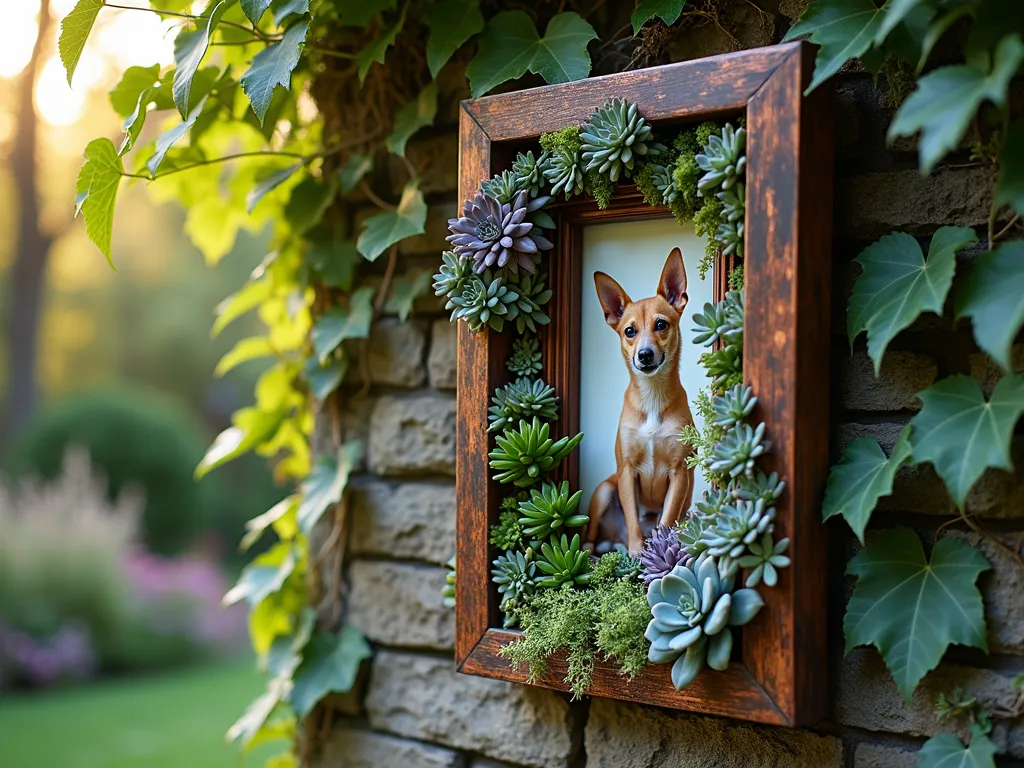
[400,205,452,257]
[969,345,1024,394]
[837,167,990,239]
[835,421,906,456]
[841,348,936,411]
[367,394,456,476]
[350,480,456,565]
[852,743,918,768]
[366,652,577,768]
[391,134,459,195]
[347,318,427,388]
[347,561,454,650]
[429,319,458,390]
[318,727,464,768]
[585,699,843,768]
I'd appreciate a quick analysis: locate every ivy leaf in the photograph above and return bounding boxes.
[59,0,103,86]
[337,152,373,192]
[172,0,228,119]
[303,355,348,400]
[631,0,687,35]
[385,270,432,321]
[909,374,1024,507]
[874,0,936,46]
[227,675,292,747]
[822,428,912,543]
[145,95,208,176]
[889,34,1024,174]
[845,527,990,702]
[289,628,372,719]
[298,442,361,534]
[213,278,273,337]
[196,406,285,478]
[242,20,310,124]
[224,542,298,607]
[956,241,1024,372]
[284,175,337,235]
[355,5,406,83]
[336,0,396,28]
[356,179,427,261]
[241,495,300,552]
[271,0,310,25]
[247,163,303,213]
[75,138,123,266]
[426,0,485,78]
[306,226,359,290]
[312,286,375,362]
[109,65,162,117]
[994,119,1024,217]
[784,0,884,94]
[917,5,973,72]
[847,227,977,372]
[386,83,438,157]
[215,336,275,377]
[466,11,598,98]
[917,726,998,768]
[241,0,273,25]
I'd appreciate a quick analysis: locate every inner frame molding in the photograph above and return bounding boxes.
[454,42,834,726]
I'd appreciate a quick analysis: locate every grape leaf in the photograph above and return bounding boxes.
[784,0,884,94]
[356,179,427,261]
[241,496,300,552]
[845,527,989,702]
[224,542,298,607]
[108,64,162,117]
[241,0,273,24]
[298,442,361,534]
[247,163,303,213]
[227,676,291,747]
[466,11,597,98]
[172,0,228,119]
[956,241,1024,372]
[75,138,123,266]
[917,726,998,768]
[306,226,359,290]
[146,95,208,176]
[426,0,484,78]
[284,175,337,234]
[847,226,977,372]
[337,152,373,192]
[216,336,275,377]
[355,5,406,83]
[631,0,687,35]
[874,0,936,45]
[271,0,310,24]
[312,286,375,362]
[917,5,972,72]
[242,20,310,124]
[289,628,372,719]
[214,278,273,337]
[385,270,432,322]
[889,34,1024,174]
[909,374,1024,507]
[196,406,285,477]
[994,119,1024,217]
[387,83,438,157]
[303,355,348,400]
[59,0,103,86]
[822,427,912,543]
[336,0,396,28]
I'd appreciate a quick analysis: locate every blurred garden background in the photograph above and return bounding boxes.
[0,1,286,764]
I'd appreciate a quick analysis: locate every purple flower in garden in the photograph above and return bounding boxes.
[0,620,97,686]
[639,525,687,585]
[446,190,553,275]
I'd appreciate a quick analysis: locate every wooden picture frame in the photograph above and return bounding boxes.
[455,42,834,726]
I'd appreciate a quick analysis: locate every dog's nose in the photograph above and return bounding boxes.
[637,347,655,366]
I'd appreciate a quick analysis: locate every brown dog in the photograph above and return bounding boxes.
[584,248,696,556]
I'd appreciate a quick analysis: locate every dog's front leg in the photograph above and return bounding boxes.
[660,468,693,529]
[618,466,644,556]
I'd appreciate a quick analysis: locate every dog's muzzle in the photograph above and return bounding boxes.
[633,347,663,375]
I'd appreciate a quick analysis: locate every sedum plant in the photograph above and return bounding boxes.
[488,377,558,432]
[696,123,746,194]
[512,151,549,197]
[738,534,790,588]
[639,524,687,584]
[481,170,527,204]
[442,556,456,609]
[580,98,663,182]
[536,533,592,587]
[711,384,756,429]
[731,470,785,505]
[447,190,553,275]
[645,554,764,689]
[517,481,587,538]
[709,422,769,479]
[507,336,543,377]
[540,127,586,199]
[492,549,537,626]
[699,498,776,576]
[488,418,583,487]
[448,272,521,333]
[490,498,525,551]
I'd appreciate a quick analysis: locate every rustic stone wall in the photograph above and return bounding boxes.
[313,33,1024,768]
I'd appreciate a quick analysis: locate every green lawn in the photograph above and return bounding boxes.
[0,659,280,768]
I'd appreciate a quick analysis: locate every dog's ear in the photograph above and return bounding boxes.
[658,247,688,313]
[594,272,631,328]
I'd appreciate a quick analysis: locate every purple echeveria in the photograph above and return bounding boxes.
[447,190,553,276]
[639,524,686,585]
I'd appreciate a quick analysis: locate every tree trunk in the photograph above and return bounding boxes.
[4,0,53,451]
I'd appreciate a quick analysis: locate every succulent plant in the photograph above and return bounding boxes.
[700,345,743,392]
[447,190,553,275]
[489,418,584,487]
[433,250,475,318]
[544,145,586,199]
[677,514,709,563]
[517,481,587,538]
[700,498,777,575]
[691,292,744,347]
[512,150,549,197]
[488,377,558,432]
[696,123,746,194]
[730,470,785,505]
[492,549,537,603]
[718,181,745,223]
[709,422,769,479]
[507,336,543,377]
[645,554,764,689]
[481,169,527,204]
[442,555,456,609]
[535,533,592,587]
[490,499,525,550]
[717,219,744,258]
[711,384,757,429]
[694,487,730,519]
[651,164,678,205]
[508,271,553,333]
[448,272,521,333]
[640,524,687,584]
[580,98,664,182]
[738,534,790,588]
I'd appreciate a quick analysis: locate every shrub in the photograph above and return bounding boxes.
[15,388,210,555]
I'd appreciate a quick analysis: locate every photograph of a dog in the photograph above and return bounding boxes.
[579,220,712,556]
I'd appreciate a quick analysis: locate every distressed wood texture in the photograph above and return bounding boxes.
[454,42,834,726]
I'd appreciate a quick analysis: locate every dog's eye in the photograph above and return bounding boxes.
[654,319,668,332]
[624,326,637,338]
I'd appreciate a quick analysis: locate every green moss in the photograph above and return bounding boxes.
[634,162,663,207]
[539,126,581,155]
[490,496,527,550]
[693,197,724,279]
[584,169,615,210]
[695,120,718,148]
[728,264,745,291]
